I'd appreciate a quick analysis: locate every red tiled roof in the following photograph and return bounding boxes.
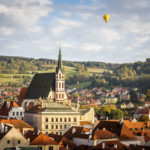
[31,133,58,145]
[0,101,20,116]
[89,140,130,150]
[25,104,43,113]
[93,120,137,140]
[24,130,38,142]
[80,121,93,125]
[64,126,90,139]
[18,87,28,106]
[48,133,62,143]
[0,119,33,129]
[93,129,118,140]
[59,136,76,150]
[12,102,19,107]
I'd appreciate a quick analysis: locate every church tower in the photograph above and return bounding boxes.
[55,47,67,102]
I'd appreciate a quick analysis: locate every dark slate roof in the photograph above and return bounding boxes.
[24,73,55,99]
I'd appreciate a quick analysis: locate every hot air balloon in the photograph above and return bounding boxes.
[103,14,110,23]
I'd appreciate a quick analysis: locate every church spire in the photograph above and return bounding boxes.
[56,47,63,73]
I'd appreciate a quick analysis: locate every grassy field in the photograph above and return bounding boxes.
[67,81,91,89]
[88,68,113,74]
[0,65,77,85]
[0,66,111,87]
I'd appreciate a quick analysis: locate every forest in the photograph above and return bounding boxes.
[0,56,150,93]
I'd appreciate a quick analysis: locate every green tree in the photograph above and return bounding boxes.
[139,115,149,122]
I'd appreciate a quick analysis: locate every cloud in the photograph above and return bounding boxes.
[0,27,14,36]
[0,0,53,28]
[81,43,102,52]
[0,0,150,63]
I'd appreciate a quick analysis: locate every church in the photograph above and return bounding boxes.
[22,48,68,107]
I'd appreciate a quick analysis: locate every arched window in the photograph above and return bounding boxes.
[59,73,61,79]
[59,82,61,88]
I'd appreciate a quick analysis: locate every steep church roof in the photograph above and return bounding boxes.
[24,73,55,99]
[56,47,64,73]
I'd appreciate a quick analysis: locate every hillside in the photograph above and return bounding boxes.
[0,56,150,92]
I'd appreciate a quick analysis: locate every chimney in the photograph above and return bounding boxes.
[88,134,92,141]
[27,138,30,143]
[90,129,93,134]
[15,146,20,150]
[7,101,10,109]
[114,144,117,149]
[37,129,40,135]
[102,143,105,149]
[5,126,8,133]
[72,128,76,134]
[0,122,4,133]
[66,144,69,150]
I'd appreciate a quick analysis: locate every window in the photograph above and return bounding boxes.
[51,125,54,129]
[45,118,48,122]
[18,140,21,144]
[60,118,62,122]
[74,118,76,122]
[64,118,67,122]
[62,94,64,99]
[51,118,54,122]
[59,74,61,79]
[59,94,61,99]
[59,82,61,88]
[45,125,48,129]
[62,82,64,88]
[69,118,71,122]
[7,140,10,144]
[56,125,58,129]
[13,112,15,116]
[16,112,19,116]
[60,132,62,135]
[49,146,53,150]
[20,112,22,116]
[64,124,67,129]
[56,118,58,122]
[56,94,58,99]
[56,132,58,135]
[60,125,62,129]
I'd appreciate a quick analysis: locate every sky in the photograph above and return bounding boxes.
[0,0,150,63]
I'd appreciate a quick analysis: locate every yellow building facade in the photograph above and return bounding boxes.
[24,102,80,135]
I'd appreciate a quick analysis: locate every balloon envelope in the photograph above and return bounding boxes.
[103,14,110,23]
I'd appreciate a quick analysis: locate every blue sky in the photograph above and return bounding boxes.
[0,0,150,63]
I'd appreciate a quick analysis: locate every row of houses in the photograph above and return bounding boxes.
[1,118,150,150]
